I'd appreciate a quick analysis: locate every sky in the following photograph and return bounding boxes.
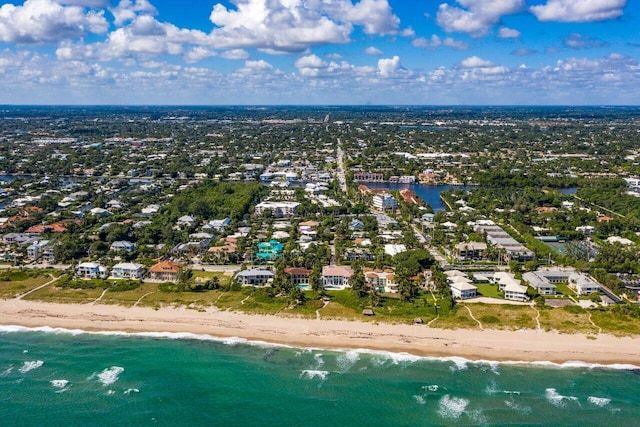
[0,0,639,105]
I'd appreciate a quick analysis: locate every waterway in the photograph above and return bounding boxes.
[363,183,475,212]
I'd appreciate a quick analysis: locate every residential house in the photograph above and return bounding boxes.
[449,277,478,300]
[27,240,55,262]
[110,240,136,252]
[522,271,557,295]
[284,267,311,288]
[203,217,231,232]
[111,262,144,279]
[236,268,274,286]
[363,268,398,293]
[149,260,182,282]
[569,273,601,296]
[504,282,529,302]
[455,242,487,261]
[76,262,108,279]
[322,265,353,290]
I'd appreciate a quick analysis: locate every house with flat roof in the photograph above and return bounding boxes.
[76,262,108,279]
[111,262,144,279]
[236,268,274,286]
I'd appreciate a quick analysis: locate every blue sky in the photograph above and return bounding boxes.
[0,0,638,105]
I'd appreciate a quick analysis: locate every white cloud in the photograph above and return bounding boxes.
[220,49,250,60]
[412,34,469,49]
[110,0,157,26]
[530,0,626,23]
[0,0,108,43]
[364,46,383,55]
[207,0,400,52]
[436,0,524,37]
[378,55,400,76]
[183,47,217,63]
[460,55,494,68]
[295,54,327,69]
[498,27,520,39]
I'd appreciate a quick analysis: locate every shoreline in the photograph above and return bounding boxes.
[1,299,639,366]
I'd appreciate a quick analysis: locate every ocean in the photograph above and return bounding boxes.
[1,326,638,426]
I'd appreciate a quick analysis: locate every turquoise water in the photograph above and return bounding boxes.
[1,327,639,426]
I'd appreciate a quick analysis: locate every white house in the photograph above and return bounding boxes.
[236,268,274,286]
[522,272,557,295]
[27,240,56,262]
[569,273,601,296]
[449,278,478,300]
[322,265,354,290]
[504,282,529,302]
[110,240,136,252]
[111,262,144,279]
[364,268,398,293]
[254,201,300,217]
[76,262,108,279]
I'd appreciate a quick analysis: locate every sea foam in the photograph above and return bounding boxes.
[587,396,611,407]
[51,380,70,393]
[300,370,329,380]
[545,388,579,407]
[91,366,124,386]
[2,325,639,372]
[19,360,43,373]
[438,395,469,419]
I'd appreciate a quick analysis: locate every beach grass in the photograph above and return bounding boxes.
[463,303,538,330]
[537,305,598,334]
[0,272,51,299]
[430,306,477,329]
[23,285,105,304]
[591,310,640,336]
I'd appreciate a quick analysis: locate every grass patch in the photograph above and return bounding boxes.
[475,283,503,299]
[0,272,53,299]
[23,285,104,304]
[461,304,537,330]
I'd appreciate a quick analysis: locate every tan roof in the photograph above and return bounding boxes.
[150,260,182,273]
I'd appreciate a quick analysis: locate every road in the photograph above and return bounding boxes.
[336,138,348,193]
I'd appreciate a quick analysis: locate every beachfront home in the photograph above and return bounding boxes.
[111,262,144,280]
[364,268,398,293]
[504,282,529,302]
[285,267,311,288]
[568,273,601,296]
[322,265,354,290]
[522,271,557,295]
[76,262,108,279]
[236,268,274,286]
[449,277,478,300]
[149,260,182,282]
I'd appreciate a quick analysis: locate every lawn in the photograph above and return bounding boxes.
[475,283,503,299]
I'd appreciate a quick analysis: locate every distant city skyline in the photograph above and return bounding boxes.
[0,0,638,105]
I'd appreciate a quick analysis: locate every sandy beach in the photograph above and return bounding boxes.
[1,298,639,365]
